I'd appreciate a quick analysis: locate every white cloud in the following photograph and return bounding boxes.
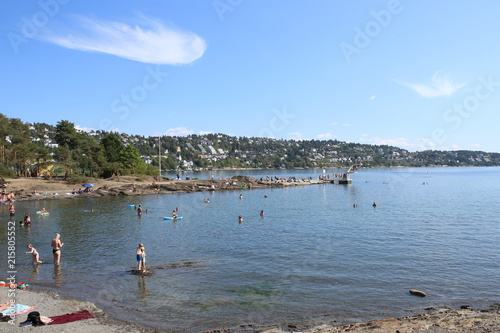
[342,123,352,127]
[330,122,338,126]
[394,71,466,98]
[316,133,333,139]
[360,135,438,151]
[39,15,207,65]
[198,131,212,135]
[369,95,377,100]
[75,125,94,132]
[471,143,481,148]
[288,132,303,140]
[164,127,193,136]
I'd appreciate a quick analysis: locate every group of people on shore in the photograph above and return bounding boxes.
[0,190,15,203]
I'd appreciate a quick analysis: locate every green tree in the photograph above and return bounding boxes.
[101,133,124,162]
[120,145,142,173]
[54,120,79,149]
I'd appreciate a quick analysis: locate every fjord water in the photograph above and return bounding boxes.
[2,167,499,332]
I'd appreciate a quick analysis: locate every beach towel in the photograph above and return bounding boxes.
[1,304,35,316]
[47,310,94,325]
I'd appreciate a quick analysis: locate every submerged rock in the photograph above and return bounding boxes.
[409,289,426,297]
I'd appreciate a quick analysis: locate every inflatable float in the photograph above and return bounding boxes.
[163,216,183,220]
[36,211,49,215]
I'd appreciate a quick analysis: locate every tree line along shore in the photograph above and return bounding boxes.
[2,114,500,184]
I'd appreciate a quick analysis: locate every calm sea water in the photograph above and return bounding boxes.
[1,167,499,332]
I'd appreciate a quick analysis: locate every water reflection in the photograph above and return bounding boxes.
[30,264,40,281]
[52,265,62,286]
[137,275,147,302]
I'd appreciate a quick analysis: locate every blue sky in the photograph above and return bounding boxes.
[2,0,500,152]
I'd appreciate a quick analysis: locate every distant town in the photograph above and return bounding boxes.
[1,114,499,180]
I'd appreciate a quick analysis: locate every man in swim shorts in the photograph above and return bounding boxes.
[136,243,146,272]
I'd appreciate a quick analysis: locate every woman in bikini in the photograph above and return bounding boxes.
[26,244,42,264]
[51,233,64,265]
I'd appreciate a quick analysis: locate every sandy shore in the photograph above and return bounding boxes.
[3,176,500,332]
[0,287,150,332]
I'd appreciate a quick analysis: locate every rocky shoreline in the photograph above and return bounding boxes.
[6,175,327,202]
[2,285,498,333]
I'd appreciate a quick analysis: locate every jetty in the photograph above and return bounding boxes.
[330,164,362,184]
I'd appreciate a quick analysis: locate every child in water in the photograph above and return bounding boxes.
[26,244,42,264]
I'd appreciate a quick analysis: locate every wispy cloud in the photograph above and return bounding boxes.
[317,133,333,139]
[359,135,439,151]
[38,15,207,65]
[330,122,338,126]
[288,132,303,140]
[394,71,466,98]
[369,95,377,100]
[164,127,193,136]
[198,131,213,135]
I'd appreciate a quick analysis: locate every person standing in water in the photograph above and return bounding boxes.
[137,204,143,216]
[26,244,42,264]
[136,243,146,272]
[51,233,64,265]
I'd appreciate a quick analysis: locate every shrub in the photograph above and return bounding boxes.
[65,173,87,184]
